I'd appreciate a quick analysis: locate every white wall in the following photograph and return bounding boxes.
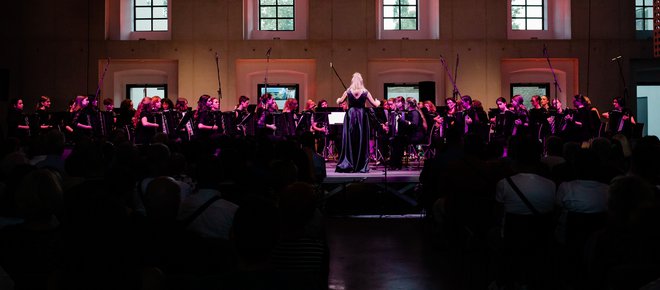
[637,85,660,138]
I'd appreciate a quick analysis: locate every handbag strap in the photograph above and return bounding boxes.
[181,195,222,228]
[505,176,540,215]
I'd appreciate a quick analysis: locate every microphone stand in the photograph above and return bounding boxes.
[453,54,460,99]
[543,45,562,105]
[95,58,111,105]
[440,55,461,99]
[215,52,222,99]
[613,56,628,102]
[264,48,272,96]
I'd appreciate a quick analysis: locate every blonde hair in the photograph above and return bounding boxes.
[348,72,365,92]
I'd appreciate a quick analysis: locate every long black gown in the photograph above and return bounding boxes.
[336,90,371,173]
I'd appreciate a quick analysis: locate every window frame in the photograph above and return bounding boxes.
[244,0,308,40]
[376,0,439,40]
[634,0,654,31]
[511,0,545,31]
[258,0,295,31]
[382,0,419,31]
[134,0,169,32]
[506,0,571,40]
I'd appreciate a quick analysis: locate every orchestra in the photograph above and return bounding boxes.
[4,92,644,167]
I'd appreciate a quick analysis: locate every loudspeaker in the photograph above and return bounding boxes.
[418,81,435,103]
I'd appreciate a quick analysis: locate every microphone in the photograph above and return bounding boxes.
[542,44,548,55]
[266,47,272,57]
[215,52,219,59]
[330,62,333,68]
[611,55,622,61]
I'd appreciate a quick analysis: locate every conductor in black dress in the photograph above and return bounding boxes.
[335,72,381,173]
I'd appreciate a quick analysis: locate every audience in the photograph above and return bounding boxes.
[0,113,657,290]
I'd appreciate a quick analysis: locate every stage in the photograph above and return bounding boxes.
[320,159,424,216]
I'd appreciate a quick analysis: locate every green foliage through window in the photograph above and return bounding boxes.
[134,0,168,32]
[259,0,295,31]
[383,0,418,31]
[511,0,544,30]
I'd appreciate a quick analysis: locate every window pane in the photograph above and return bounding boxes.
[644,0,653,5]
[153,19,168,31]
[260,0,276,5]
[383,6,397,17]
[644,7,653,18]
[153,0,168,5]
[136,7,152,18]
[384,18,399,30]
[527,0,543,5]
[136,19,151,31]
[153,7,167,18]
[278,6,294,17]
[384,0,398,4]
[511,0,525,5]
[278,0,293,5]
[278,19,294,30]
[400,6,416,17]
[260,6,276,17]
[527,6,543,18]
[635,0,644,5]
[400,0,416,5]
[636,19,644,30]
[527,19,543,30]
[512,6,525,17]
[260,19,277,30]
[646,19,653,30]
[136,0,150,6]
[401,19,417,30]
[636,7,644,18]
[512,18,526,30]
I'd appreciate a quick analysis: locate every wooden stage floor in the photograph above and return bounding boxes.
[320,159,424,215]
[323,160,422,184]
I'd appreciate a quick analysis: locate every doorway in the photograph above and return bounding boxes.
[637,84,660,137]
[126,84,168,110]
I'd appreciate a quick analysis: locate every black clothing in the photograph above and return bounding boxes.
[336,91,371,173]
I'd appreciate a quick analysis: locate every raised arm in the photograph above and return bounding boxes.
[336,90,348,105]
[366,92,381,107]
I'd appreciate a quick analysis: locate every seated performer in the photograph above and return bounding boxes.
[31,96,54,135]
[196,97,222,140]
[281,98,299,138]
[135,96,159,145]
[7,98,31,144]
[602,96,636,139]
[461,95,488,140]
[386,96,408,170]
[255,93,277,136]
[72,95,95,141]
[405,98,427,145]
[510,95,529,137]
[174,98,195,142]
[233,95,251,136]
[98,98,116,140]
[489,97,515,146]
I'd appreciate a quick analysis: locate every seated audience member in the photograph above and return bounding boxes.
[178,157,239,240]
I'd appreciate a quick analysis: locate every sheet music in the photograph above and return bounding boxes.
[328,112,346,125]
